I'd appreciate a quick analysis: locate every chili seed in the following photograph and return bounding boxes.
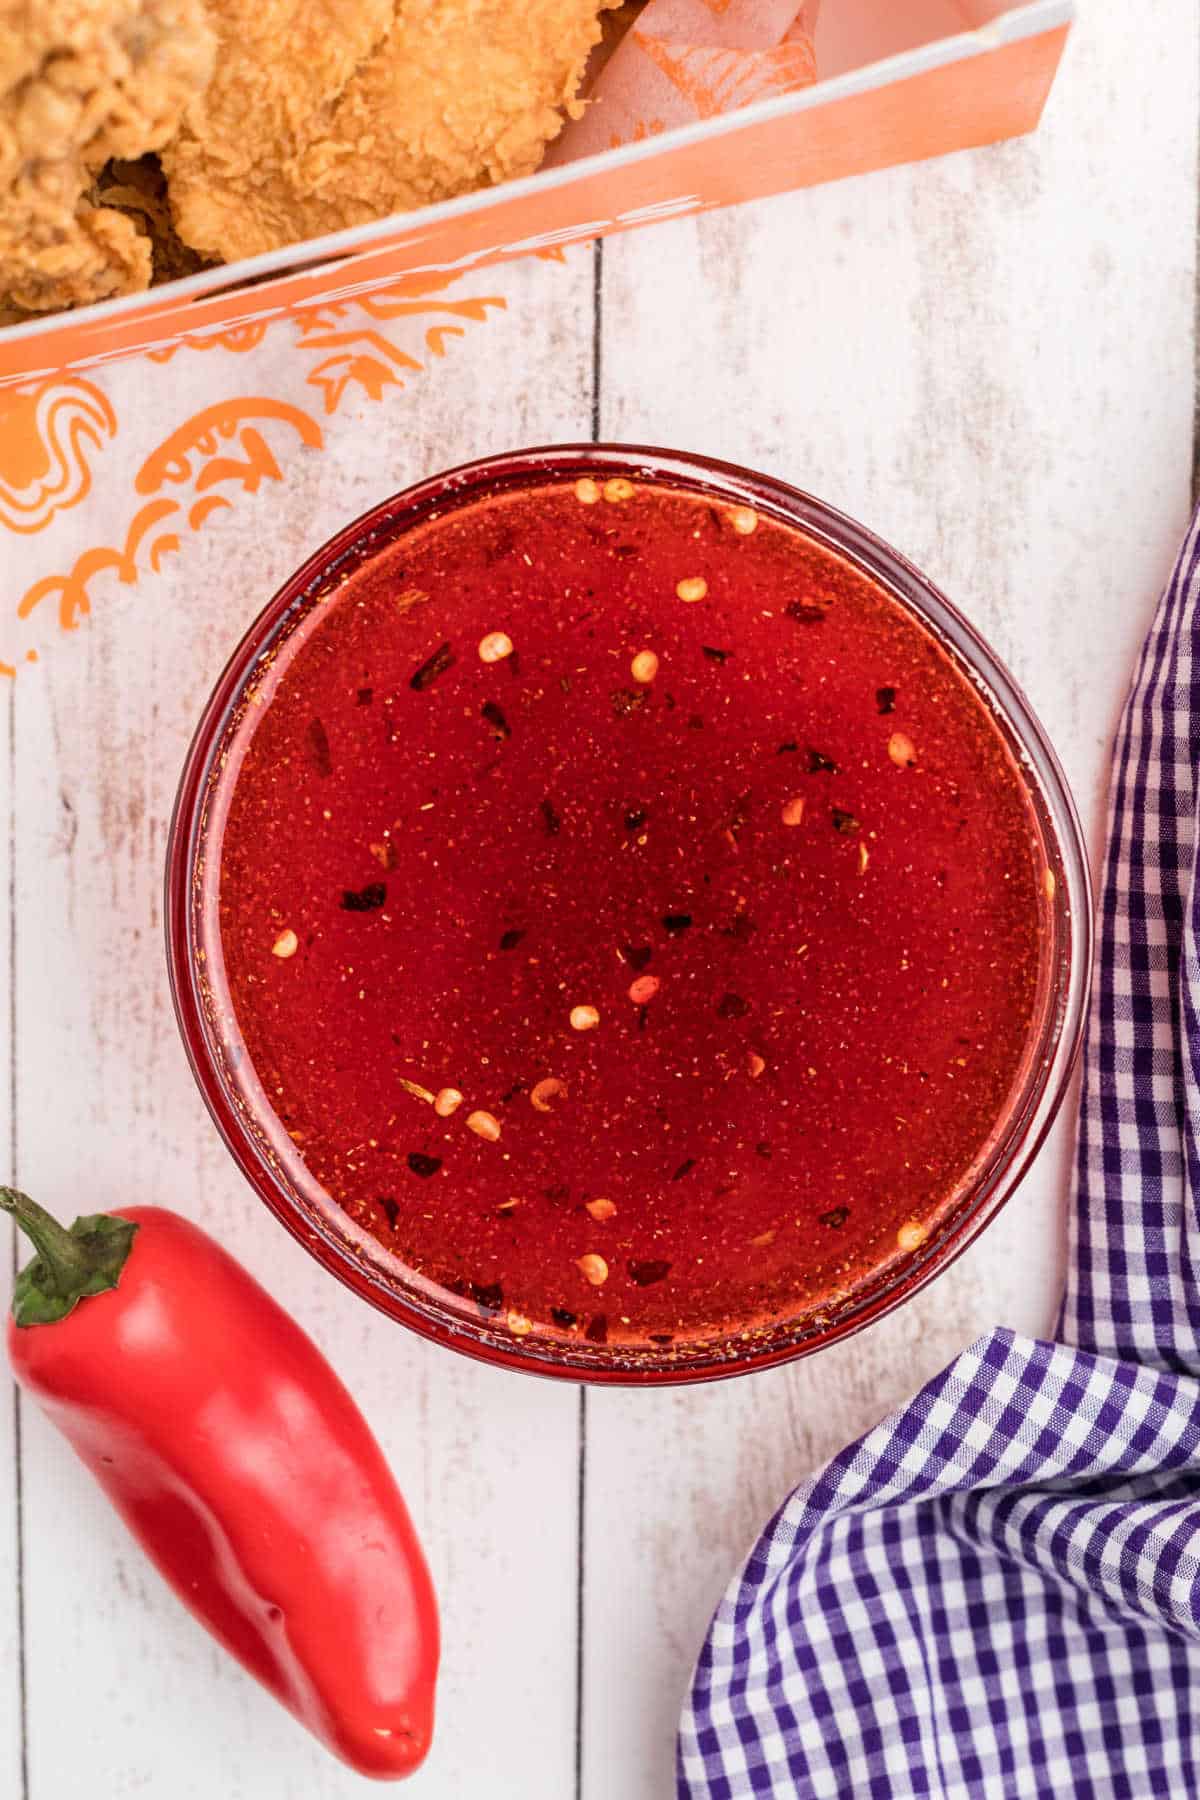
[272,928,298,959]
[506,1311,533,1336]
[577,1253,609,1286]
[1044,867,1057,901]
[631,650,659,684]
[530,1077,567,1112]
[888,732,917,767]
[730,507,758,536]
[858,843,871,875]
[897,1221,927,1252]
[466,1110,501,1141]
[575,477,601,504]
[781,796,805,827]
[570,1004,600,1031]
[603,478,634,502]
[628,975,660,1005]
[746,1051,766,1078]
[676,576,708,603]
[478,631,514,664]
[585,1198,617,1221]
[434,1087,464,1117]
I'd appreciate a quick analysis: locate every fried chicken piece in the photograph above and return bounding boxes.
[0,0,214,313]
[164,0,619,266]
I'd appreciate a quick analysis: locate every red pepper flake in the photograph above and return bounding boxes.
[876,686,897,714]
[831,809,861,836]
[623,945,652,972]
[624,808,648,832]
[379,1196,399,1228]
[717,992,751,1019]
[342,882,387,911]
[702,646,731,664]
[722,913,758,944]
[726,792,751,841]
[540,798,562,836]
[471,1280,504,1316]
[356,687,373,706]
[755,1141,773,1158]
[307,717,333,777]
[806,749,837,774]
[611,688,648,717]
[407,1152,442,1178]
[820,1206,849,1228]
[585,1315,608,1344]
[628,1259,671,1286]
[369,840,398,870]
[481,699,511,740]
[687,715,705,731]
[649,1331,675,1345]
[672,1158,696,1181]
[786,599,829,624]
[777,740,799,755]
[662,912,692,934]
[551,1306,578,1330]
[499,928,526,950]
[410,642,455,691]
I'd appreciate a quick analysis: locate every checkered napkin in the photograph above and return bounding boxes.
[678,509,1200,1799]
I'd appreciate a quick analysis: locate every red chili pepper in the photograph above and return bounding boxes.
[0,1188,438,1779]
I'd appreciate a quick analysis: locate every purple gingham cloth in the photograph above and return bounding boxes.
[678,509,1200,1799]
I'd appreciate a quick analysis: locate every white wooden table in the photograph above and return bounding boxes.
[1,8,1196,1796]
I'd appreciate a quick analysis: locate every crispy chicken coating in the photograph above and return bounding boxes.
[0,0,214,313]
[164,0,617,265]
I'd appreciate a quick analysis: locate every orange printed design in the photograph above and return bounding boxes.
[0,377,117,534]
[19,400,322,636]
[148,321,273,363]
[633,31,817,120]
[5,273,506,673]
[18,498,180,633]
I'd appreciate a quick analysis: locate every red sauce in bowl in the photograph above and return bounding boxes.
[210,467,1051,1359]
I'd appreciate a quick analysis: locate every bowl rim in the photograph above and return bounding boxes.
[165,443,1093,1386]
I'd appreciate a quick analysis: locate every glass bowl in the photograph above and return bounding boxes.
[166,446,1091,1385]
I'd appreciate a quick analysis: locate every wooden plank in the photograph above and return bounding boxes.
[11,251,592,1799]
[0,692,24,1800]
[582,6,1199,1795]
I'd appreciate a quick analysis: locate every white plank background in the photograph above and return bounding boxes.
[2,5,1198,1797]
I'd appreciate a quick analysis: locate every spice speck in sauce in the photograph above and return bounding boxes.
[216,470,1047,1353]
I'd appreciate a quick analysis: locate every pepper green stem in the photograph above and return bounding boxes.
[0,1187,91,1293]
[0,1186,139,1327]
